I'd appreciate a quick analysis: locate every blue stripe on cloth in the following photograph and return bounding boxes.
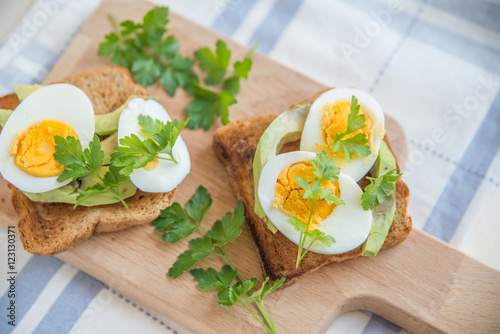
[211,0,258,37]
[0,65,39,89]
[429,0,500,32]
[341,0,500,80]
[369,0,428,93]
[337,0,429,93]
[410,19,500,76]
[32,270,104,334]
[0,256,64,334]
[423,92,500,241]
[0,42,57,88]
[248,0,304,54]
[361,314,401,334]
[23,42,57,69]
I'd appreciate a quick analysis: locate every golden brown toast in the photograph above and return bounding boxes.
[1,66,176,256]
[213,94,412,287]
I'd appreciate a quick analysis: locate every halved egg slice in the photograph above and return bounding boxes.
[258,151,372,255]
[0,84,95,193]
[300,87,385,181]
[117,98,190,193]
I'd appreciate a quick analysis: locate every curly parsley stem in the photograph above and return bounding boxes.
[213,247,244,282]
[255,300,278,334]
[158,155,178,164]
[296,198,318,268]
[108,14,122,37]
[238,299,273,333]
[89,168,129,209]
[110,187,129,209]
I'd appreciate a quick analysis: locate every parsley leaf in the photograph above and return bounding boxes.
[131,55,161,86]
[228,279,257,305]
[103,165,130,187]
[191,265,237,299]
[111,134,161,175]
[185,83,236,130]
[195,39,231,85]
[53,135,131,208]
[331,95,371,162]
[311,150,340,181]
[74,184,111,208]
[222,57,253,95]
[168,235,214,278]
[151,202,187,231]
[255,277,285,300]
[288,217,336,246]
[361,168,401,210]
[206,201,244,247]
[151,186,212,242]
[159,54,198,97]
[151,203,197,243]
[186,186,213,223]
[111,115,189,175]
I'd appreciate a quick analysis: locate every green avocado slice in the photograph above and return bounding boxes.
[0,109,13,127]
[252,104,310,233]
[22,165,137,206]
[13,84,43,101]
[94,95,159,135]
[361,140,398,256]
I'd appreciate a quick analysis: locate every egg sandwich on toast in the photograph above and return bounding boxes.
[0,66,190,256]
[213,88,411,286]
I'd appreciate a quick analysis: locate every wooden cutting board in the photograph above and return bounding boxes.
[1,0,499,332]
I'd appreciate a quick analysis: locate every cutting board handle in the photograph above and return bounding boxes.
[309,230,500,333]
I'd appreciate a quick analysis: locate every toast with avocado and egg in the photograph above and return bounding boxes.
[0,66,190,256]
[213,88,411,286]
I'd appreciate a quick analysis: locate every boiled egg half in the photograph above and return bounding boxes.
[117,98,190,193]
[0,84,94,193]
[300,88,385,181]
[258,151,372,254]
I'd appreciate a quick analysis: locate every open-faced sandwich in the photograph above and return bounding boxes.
[213,87,412,286]
[0,66,191,256]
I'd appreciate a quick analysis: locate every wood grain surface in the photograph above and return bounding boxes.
[1,0,499,333]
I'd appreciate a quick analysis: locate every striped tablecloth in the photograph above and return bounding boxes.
[1,0,499,333]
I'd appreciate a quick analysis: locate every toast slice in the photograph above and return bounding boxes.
[1,66,176,256]
[213,93,412,287]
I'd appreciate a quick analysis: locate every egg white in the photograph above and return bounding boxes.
[117,98,190,193]
[300,87,385,182]
[0,84,95,193]
[258,151,372,255]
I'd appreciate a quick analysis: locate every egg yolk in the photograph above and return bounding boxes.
[144,158,159,171]
[9,120,78,177]
[318,100,373,158]
[273,161,340,231]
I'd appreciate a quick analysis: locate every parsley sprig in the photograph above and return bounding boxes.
[54,135,130,209]
[111,115,189,175]
[53,113,187,209]
[98,7,197,95]
[98,6,253,131]
[153,187,284,334]
[361,168,401,210]
[331,95,371,162]
[290,151,344,268]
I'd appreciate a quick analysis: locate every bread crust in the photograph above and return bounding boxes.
[1,66,177,256]
[213,95,412,287]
